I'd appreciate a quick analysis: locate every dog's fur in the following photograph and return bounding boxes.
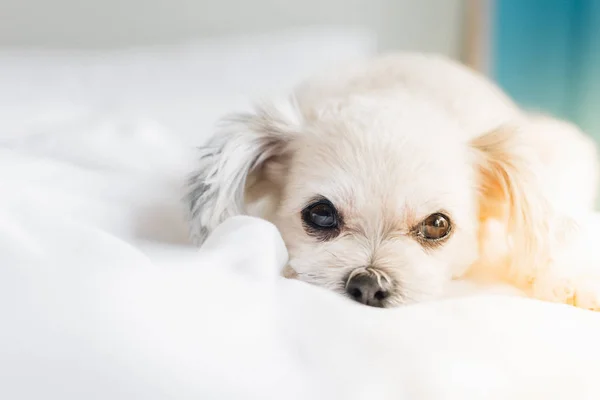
[186,53,600,309]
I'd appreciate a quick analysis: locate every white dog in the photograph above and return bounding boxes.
[186,53,600,309]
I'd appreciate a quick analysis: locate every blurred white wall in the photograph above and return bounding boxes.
[0,0,466,58]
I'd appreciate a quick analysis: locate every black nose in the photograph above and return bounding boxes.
[345,274,389,307]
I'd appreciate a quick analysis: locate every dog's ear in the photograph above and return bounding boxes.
[471,124,552,283]
[186,99,301,244]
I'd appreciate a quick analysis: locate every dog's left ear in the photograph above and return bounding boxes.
[185,99,301,244]
[471,124,553,282]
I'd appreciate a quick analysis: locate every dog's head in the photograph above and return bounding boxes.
[187,91,548,307]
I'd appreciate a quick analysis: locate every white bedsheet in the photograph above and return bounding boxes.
[2,31,600,400]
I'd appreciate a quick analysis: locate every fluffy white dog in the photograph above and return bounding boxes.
[186,53,600,309]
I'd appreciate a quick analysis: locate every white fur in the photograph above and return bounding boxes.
[186,53,600,309]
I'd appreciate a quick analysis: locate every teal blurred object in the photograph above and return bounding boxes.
[491,0,600,141]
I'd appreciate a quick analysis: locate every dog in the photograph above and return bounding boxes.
[185,53,600,309]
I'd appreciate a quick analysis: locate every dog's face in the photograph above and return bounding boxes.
[272,96,479,306]
[187,92,543,308]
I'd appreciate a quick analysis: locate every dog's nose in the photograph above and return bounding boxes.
[346,274,389,307]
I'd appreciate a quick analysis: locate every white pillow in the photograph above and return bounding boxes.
[0,27,376,144]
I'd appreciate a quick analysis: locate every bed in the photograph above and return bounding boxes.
[1,29,600,400]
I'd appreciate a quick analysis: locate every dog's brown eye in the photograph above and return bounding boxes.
[302,200,338,229]
[418,213,451,240]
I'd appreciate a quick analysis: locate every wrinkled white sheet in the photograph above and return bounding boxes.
[2,31,600,400]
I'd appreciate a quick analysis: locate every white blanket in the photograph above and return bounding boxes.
[2,31,600,400]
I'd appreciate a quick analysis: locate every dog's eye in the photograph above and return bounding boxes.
[418,213,451,240]
[302,200,338,229]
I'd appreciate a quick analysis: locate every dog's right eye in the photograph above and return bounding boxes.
[302,200,338,230]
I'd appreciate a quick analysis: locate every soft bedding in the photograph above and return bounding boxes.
[2,30,600,400]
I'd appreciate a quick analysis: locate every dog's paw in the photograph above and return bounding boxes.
[532,269,600,311]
